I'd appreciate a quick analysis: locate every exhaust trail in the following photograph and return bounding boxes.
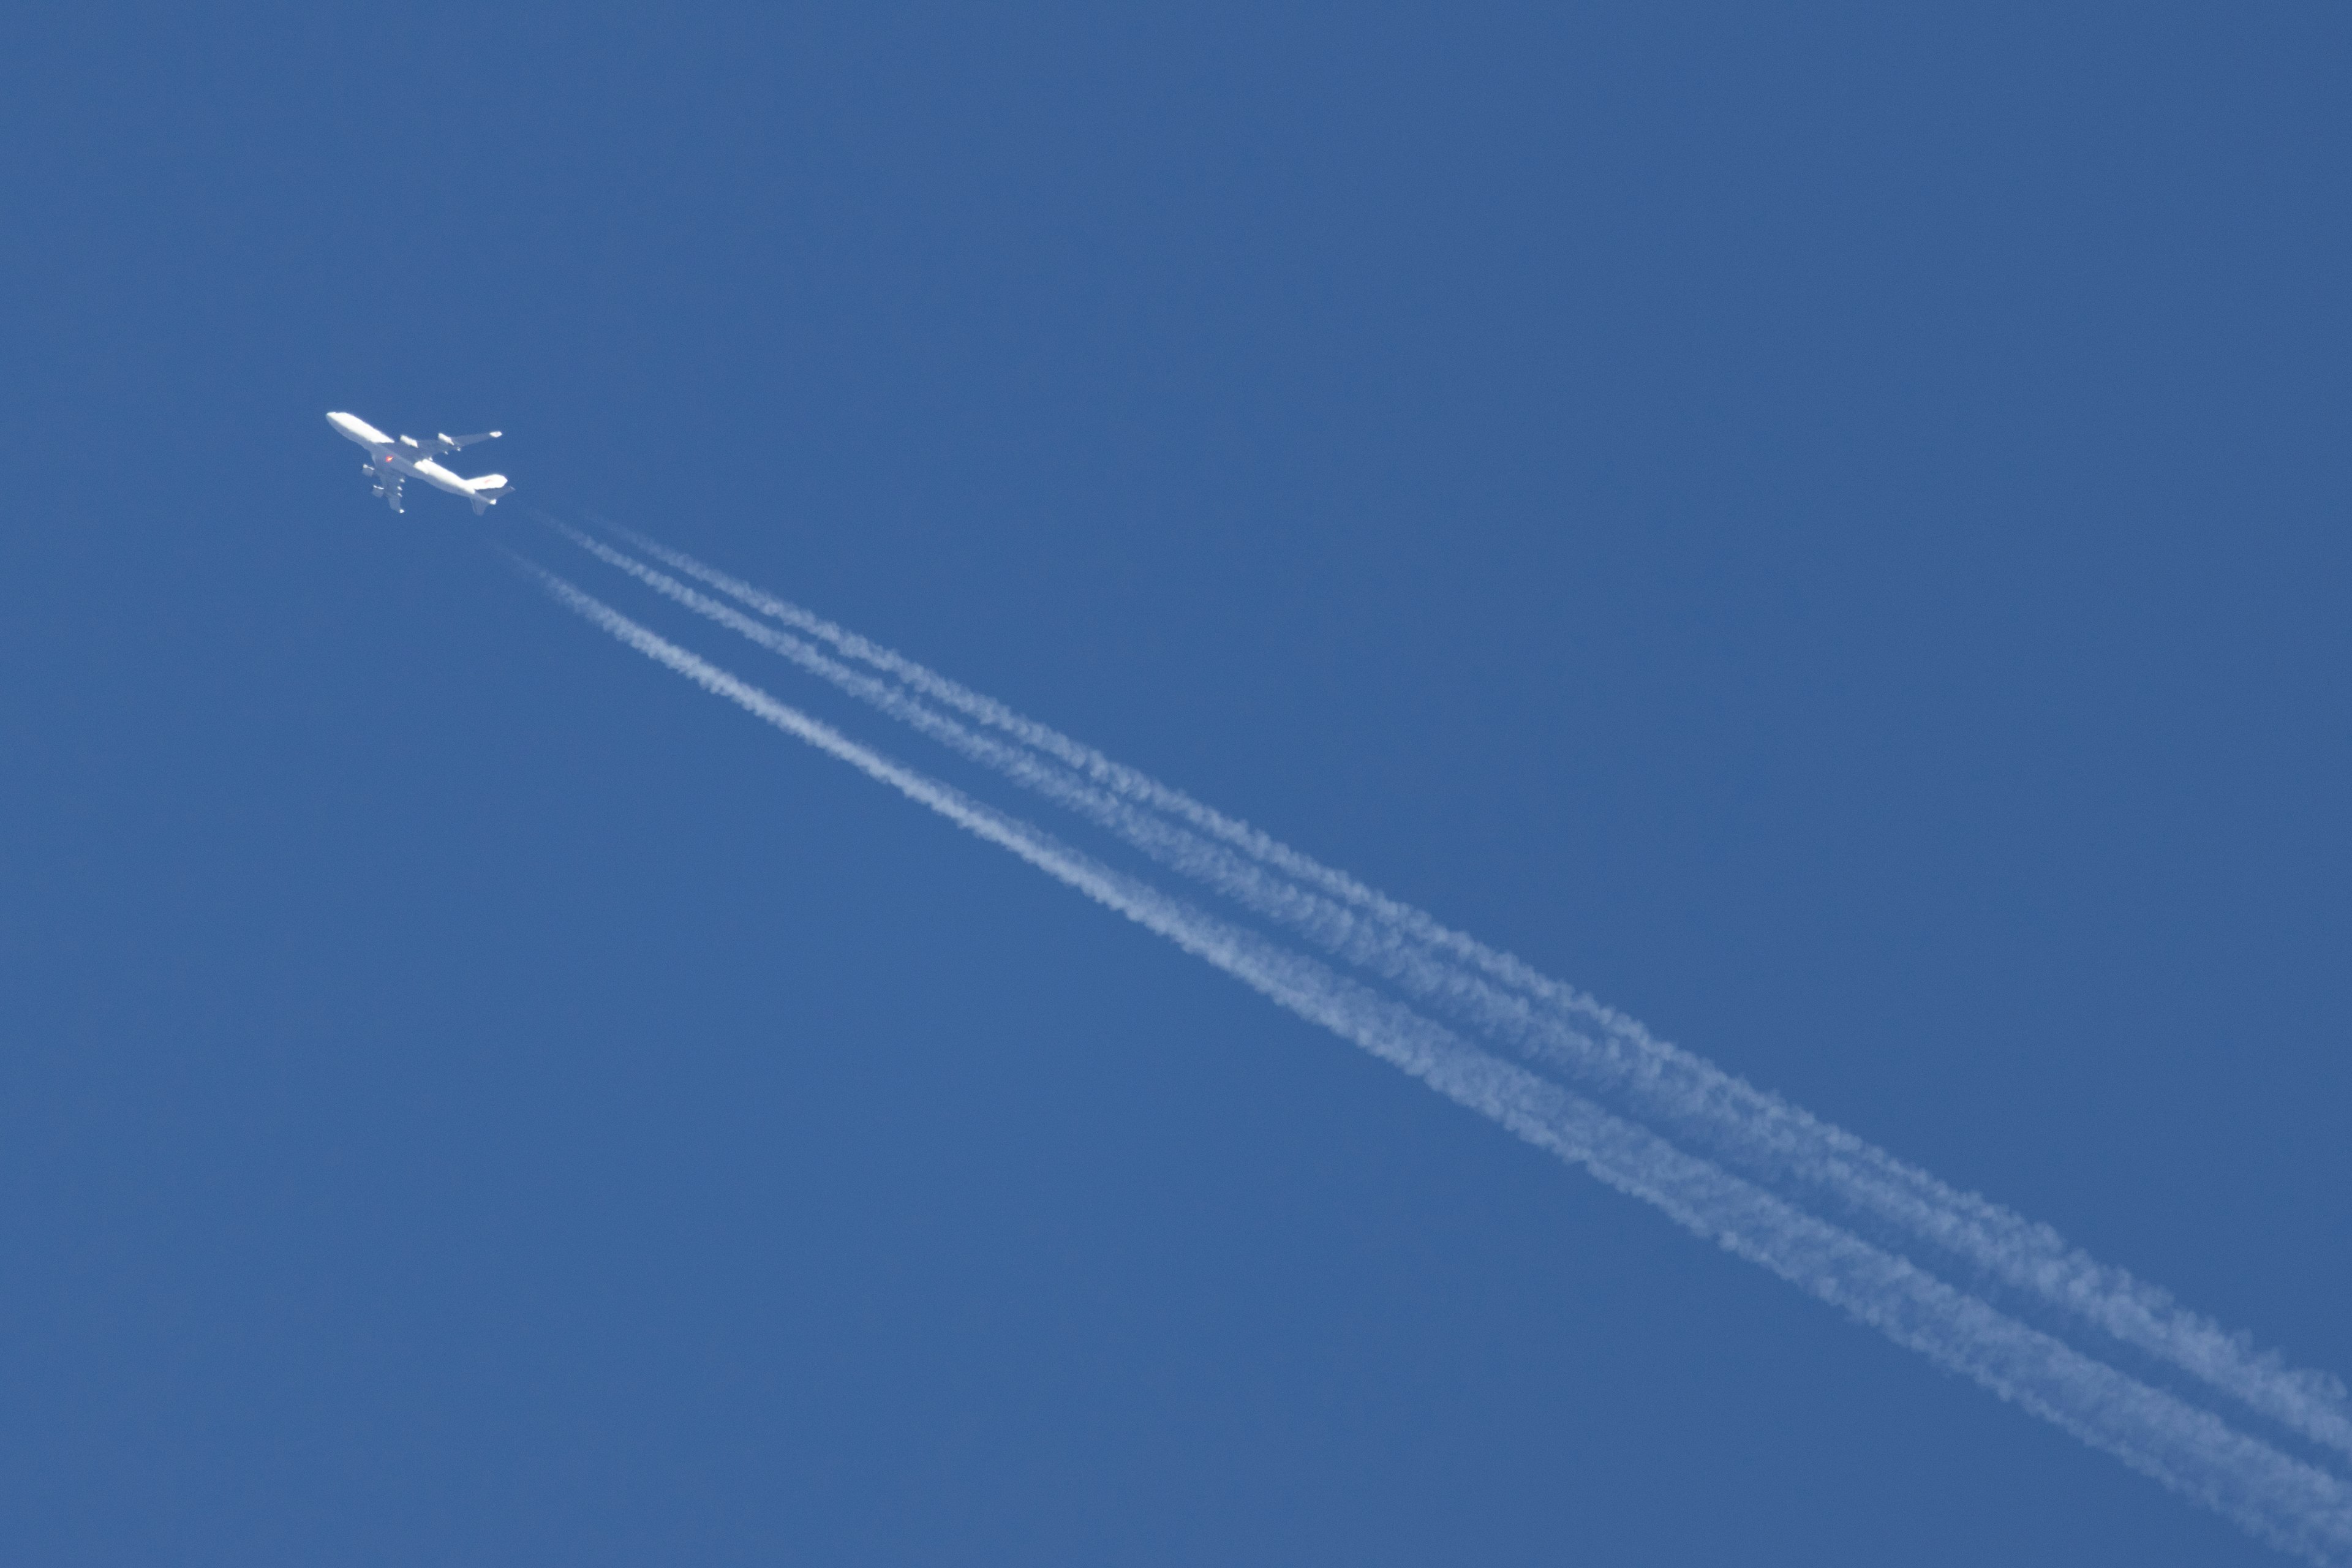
[513,553,2352,1562]
[551,514,2352,1468]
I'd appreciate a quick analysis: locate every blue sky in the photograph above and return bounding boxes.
[4,6,2349,1563]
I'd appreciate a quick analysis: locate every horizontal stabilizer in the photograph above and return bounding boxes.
[467,474,512,516]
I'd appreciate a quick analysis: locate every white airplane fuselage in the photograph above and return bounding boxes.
[327,411,510,514]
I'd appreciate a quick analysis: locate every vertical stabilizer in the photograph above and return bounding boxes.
[467,475,511,516]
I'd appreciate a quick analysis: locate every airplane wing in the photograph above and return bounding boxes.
[425,430,501,456]
[374,470,405,513]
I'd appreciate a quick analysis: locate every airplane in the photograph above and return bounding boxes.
[326,411,513,515]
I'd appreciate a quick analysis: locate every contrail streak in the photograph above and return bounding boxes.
[555,514,2352,1468]
[514,554,2352,1561]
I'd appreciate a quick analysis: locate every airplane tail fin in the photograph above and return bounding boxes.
[468,474,512,516]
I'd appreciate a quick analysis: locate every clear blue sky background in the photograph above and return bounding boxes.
[4,7,2348,1564]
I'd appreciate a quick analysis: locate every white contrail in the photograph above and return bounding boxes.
[514,555,2352,1561]
[557,514,2352,1466]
